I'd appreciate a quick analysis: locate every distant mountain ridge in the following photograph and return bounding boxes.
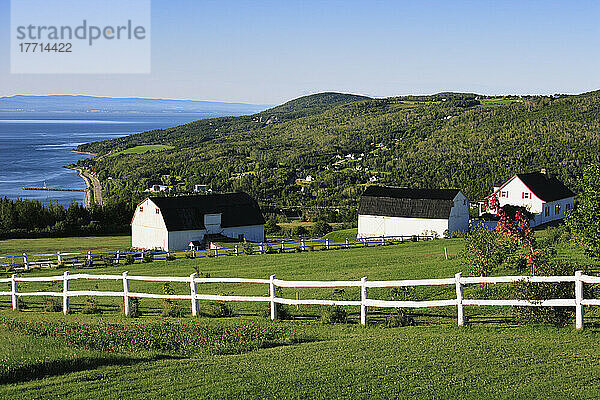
[0,95,271,117]
[75,90,600,209]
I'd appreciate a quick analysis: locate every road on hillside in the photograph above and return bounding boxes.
[74,168,103,207]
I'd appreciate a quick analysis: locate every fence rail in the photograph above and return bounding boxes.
[0,235,433,270]
[0,270,594,330]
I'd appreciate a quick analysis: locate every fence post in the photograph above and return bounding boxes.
[381,237,385,245]
[235,245,239,256]
[445,247,448,260]
[363,238,367,247]
[140,250,144,261]
[280,241,284,252]
[87,251,91,261]
[326,239,329,250]
[214,248,218,257]
[11,274,18,311]
[455,272,464,326]
[190,273,199,317]
[345,238,349,248]
[122,271,130,316]
[116,250,120,263]
[361,277,367,326]
[575,270,584,330]
[23,253,29,270]
[260,243,264,254]
[270,274,277,320]
[57,251,62,265]
[63,271,70,314]
[302,239,305,251]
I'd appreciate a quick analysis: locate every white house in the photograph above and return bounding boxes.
[131,192,265,251]
[358,186,470,238]
[486,170,575,227]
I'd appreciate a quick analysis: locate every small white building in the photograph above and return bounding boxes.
[358,186,470,238]
[487,170,575,227]
[131,192,265,251]
[145,184,170,193]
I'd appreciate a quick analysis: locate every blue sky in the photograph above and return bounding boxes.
[1,0,599,104]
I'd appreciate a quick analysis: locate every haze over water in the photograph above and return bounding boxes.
[0,114,199,205]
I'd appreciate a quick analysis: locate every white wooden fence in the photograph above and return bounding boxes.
[0,235,433,270]
[0,270,596,330]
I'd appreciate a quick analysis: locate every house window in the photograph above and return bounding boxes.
[156,208,160,214]
[555,204,561,215]
[522,192,530,199]
[566,203,572,211]
[501,191,508,198]
[545,206,550,217]
[139,206,143,212]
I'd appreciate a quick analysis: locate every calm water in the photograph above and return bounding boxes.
[0,114,200,205]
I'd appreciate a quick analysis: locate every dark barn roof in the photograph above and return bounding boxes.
[149,192,265,231]
[515,173,575,202]
[358,186,462,220]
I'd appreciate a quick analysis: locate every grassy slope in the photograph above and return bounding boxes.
[0,235,131,255]
[2,238,600,399]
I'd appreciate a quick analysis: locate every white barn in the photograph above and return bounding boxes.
[358,186,470,238]
[488,170,575,227]
[131,192,265,251]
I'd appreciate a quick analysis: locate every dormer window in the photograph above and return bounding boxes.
[522,192,530,199]
[139,206,143,212]
[156,208,160,214]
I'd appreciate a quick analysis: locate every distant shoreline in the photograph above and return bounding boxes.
[65,166,91,207]
[70,150,97,156]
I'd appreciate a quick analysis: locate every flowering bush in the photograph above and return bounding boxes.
[0,316,298,356]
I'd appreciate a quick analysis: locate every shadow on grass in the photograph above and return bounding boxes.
[0,354,181,385]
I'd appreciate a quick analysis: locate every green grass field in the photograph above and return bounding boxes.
[0,235,131,255]
[110,145,175,157]
[2,236,600,399]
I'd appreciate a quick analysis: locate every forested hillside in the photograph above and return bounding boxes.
[75,91,600,210]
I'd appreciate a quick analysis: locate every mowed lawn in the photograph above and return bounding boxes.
[0,235,131,256]
[2,238,600,399]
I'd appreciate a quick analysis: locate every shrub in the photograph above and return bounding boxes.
[103,256,115,267]
[199,301,233,318]
[320,306,348,324]
[121,297,141,318]
[262,303,293,320]
[124,254,136,265]
[385,309,416,327]
[311,221,332,237]
[81,297,101,314]
[161,283,184,317]
[292,225,309,237]
[242,241,254,255]
[162,302,185,317]
[142,252,154,263]
[83,258,94,268]
[511,262,594,327]
[43,297,62,313]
